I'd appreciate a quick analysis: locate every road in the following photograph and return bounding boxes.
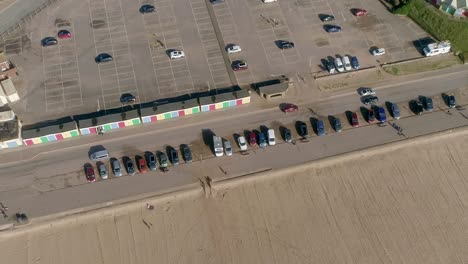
[0,66,467,221]
[0,0,51,35]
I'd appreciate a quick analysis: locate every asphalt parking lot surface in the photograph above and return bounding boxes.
[2,0,429,123]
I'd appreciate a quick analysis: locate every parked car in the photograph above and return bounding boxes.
[95,53,113,63]
[267,129,276,146]
[351,56,359,70]
[367,108,375,124]
[169,50,185,59]
[378,107,387,122]
[227,44,241,54]
[425,97,433,111]
[283,128,292,142]
[137,157,148,173]
[298,122,309,137]
[325,25,341,33]
[391,103,400,119]
[249,131,257,146]
[334,57,345,72]
[84,164,96,182]
[125,158,136,175]
[224,140,233,156]
[42,37,58,47]
[112,159,123,177]
[278,40,295,49]
[158,152,168,168]
[363,95,379,105]
[180,144,192,162]
[343,56,352,71]
[372,48,386,56]
[354,9,368,16]
[258,133,267,148]
[320,14,335,22]
[448,95,456,108]
[282,103,298,112]
[146,152,157,171]
[351,112,359,127]
[210,0,225,3]
[411,100,424,115]
[326,59,336,74]
[168,148,179,165]
[57,30,71,39]
[120,93,136,104]
[237,136,248,151]
[140,4,155,13]
[98,163,108,180]
[232,60,248,71]
[316,119,325,136]
[333,118,342,132]
[359,88,375,96]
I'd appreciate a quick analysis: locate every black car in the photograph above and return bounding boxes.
[362,95,379,105]
[95,53,113,63]
[297,122,309,138]
[278,40,295,49]
[146,153,157,171]
[125,158,135,175]
[180,144,192,163]
[283,128,292,142]
[325,60,336,74]
[325,25,341,33]
[168,148,179,165]
[448,95,456,108]
[140,4,155,13]
[411,100,424,115]
[120,93,136,104]
[425,97,433,111]
[320,14,335,22]
[333,118,342,132]
[42,37,58,47]
[210,0,225,3]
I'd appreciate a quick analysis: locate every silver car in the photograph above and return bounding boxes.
[98,163,108,180]
[111,159,122,177]
[224,140,233,156]
[391,103,400,119]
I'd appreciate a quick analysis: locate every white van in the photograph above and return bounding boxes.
[267,129,276,146]
[90,149,109,161]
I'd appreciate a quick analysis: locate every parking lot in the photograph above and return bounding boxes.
[2,0,430,123]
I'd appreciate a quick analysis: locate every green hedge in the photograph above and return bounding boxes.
[394,0,468,53]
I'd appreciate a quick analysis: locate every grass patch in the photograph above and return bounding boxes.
[383,56,462,76]
[393,0,468,54]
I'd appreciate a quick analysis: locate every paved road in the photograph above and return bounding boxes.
[0,66,468,221]
[0,0,51,35]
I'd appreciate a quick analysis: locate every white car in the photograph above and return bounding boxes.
[372,48,386,56]
[237,136,247,151]
[169,50,185,59]
[343,56,352,71]
[227,45,241,54]
[334,57,344,72]
[359,88,375,96]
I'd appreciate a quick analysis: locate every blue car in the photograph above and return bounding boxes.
[351,56,359,70]
[316,119,325,136]
[325,25,341,33]
[378,107,387,122]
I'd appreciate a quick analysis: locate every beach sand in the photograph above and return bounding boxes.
[1,129,468,264]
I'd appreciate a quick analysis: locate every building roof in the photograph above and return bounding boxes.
[258,82,289,95]
[1,78,17,96]
[140,98,199,117]
[22,117,77,139]
[0,118,19,141]
[76,108,140,128]
[0,106,15,121]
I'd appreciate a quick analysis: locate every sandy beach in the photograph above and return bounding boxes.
[1,128,468,264]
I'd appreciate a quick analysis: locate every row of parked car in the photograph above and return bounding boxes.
[84,145,193,182]
[324,55,360,74]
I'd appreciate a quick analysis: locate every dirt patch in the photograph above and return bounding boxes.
[91,20,106,29]
[317,67,385,91]
[383,55,462,76]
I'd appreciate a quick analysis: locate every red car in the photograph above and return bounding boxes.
[232,61,248,71]
[137,158,148,173]
[84,164,96,182]
[282,103,298,113]
[367,109,375,124]
[354,9,368,16]
[58,30,71,39]
[351,112,359,127]
[249,132,257,146]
